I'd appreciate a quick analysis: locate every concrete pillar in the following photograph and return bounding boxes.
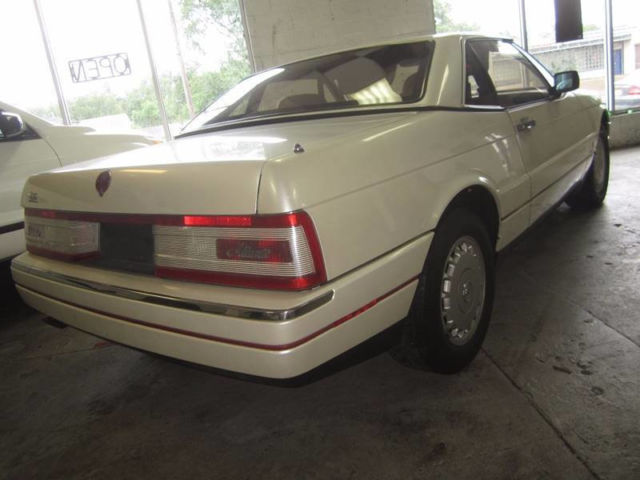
[242,0,436,71]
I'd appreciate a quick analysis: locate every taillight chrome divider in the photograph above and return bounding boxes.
[24,209,327,291]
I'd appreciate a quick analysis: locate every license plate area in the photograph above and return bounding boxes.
[83,223,154,274]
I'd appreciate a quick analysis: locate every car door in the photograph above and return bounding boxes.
[465,39,593,224]
[0,111,61,257]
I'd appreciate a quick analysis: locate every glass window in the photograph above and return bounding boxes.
[613,0,640,112]
[183,41,433,133]
[466,40,550,108]
[0,3,63,123]
[38,0,163,136]
[138,0,252,136]
[526,0,606,109]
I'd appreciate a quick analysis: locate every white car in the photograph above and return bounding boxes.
[0,101,158,262]
[11,35,607,379]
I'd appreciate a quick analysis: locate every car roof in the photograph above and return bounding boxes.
[269,33,512,69]
[253,34,515,110]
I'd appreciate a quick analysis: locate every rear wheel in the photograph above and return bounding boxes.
[566,132,609,209]
[406,208,495,373]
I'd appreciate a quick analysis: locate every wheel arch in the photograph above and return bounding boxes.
[436,185,501,249]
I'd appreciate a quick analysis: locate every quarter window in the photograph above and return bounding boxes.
[465,40,551,108]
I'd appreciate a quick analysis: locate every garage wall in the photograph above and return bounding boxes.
[240,0,436,71]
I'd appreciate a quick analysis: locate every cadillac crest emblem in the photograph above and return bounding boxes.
[95,170,112,197]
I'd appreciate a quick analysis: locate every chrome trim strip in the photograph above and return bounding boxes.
[11,263,334,321]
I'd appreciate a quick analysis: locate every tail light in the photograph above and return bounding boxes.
[24,209,326,291]
[25,214,99,261]
[153,212,326,290]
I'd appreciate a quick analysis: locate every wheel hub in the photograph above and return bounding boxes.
[440,236,486,345]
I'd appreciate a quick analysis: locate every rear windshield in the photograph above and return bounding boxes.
[182,41,433,133]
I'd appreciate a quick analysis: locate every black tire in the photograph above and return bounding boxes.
[406,208,495,374]
[566,132,609,209]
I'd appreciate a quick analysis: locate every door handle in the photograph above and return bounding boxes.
[517,118,536,132]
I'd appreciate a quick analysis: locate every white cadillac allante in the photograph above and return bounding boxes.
[11,34,608,379]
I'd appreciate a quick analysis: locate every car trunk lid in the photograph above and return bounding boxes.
[22,132,273,215]
[23,113,410,215]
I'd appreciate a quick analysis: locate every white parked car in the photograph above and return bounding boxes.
[11,35,608,378]
[0,100,158,262]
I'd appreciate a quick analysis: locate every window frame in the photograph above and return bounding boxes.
[463,38,555,110]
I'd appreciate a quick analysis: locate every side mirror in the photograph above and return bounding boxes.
[0,111,27,140]
[552,70,580,96]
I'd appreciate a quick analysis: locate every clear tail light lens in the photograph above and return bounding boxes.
[153,212,326,290]
[25,214,99,261]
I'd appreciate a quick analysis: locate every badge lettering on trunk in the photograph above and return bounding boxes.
[96,170,112,197]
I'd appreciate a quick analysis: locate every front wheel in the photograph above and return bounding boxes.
[407,209,495,373]
[566,132,609,209]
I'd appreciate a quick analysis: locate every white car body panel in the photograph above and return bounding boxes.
[0,101,156,261]
[0,136,59,229]
[11,34,605,378]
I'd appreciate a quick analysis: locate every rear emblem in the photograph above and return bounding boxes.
[95,170,112,197]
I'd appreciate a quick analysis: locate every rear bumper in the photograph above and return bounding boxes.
[12,233,431,378]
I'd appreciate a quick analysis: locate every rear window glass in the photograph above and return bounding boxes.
[183,41,433,133]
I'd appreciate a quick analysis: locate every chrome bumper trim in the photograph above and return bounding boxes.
[11,263,334,321]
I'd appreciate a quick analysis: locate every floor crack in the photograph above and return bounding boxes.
[481,347,603,480]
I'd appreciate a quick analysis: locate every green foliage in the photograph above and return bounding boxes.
[434,0,480,33]
[179,0,248,63]
[189,57,250,111]
[123,81,161,127]
[69,93,124,121]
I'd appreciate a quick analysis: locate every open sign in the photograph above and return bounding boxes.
[68,53,131,83]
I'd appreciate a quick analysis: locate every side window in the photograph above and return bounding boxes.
[465,40,551,108]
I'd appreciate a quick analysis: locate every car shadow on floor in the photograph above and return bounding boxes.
[0,260,33,325]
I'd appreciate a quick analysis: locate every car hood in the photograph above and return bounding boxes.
[22,113,410,215]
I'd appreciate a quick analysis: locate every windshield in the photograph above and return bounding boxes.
[182,41,433,133]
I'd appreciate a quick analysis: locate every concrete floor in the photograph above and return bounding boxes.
[2,147,640,480]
